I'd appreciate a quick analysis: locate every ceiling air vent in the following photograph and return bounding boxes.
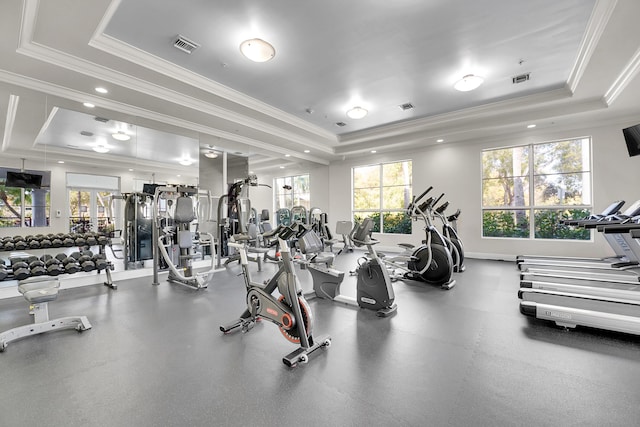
[94,116,109,123]
[173,34,200,54]
[80,131,94,137]
[512,73,530,84]
[335,122,347,127]
[399,103,414,111]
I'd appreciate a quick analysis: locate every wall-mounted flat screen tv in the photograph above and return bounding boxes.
[623,123,640,157]
[5,171,43,189]
[142,183,161,195]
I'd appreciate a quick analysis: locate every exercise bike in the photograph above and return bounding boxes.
[381,187,456,290]
[299,219,397,317]
[219,223,331,367]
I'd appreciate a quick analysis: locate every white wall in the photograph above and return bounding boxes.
[327,121,640,259]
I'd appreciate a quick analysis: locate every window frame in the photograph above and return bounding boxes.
[481,137,593,241]
[352,160,413,234]
[274,173,310,212]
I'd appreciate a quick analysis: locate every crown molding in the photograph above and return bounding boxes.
[338,87,573,146]
[604,45,640,106]
[0,69,331,166]
[32,105,57,149]
[2,94,20,152]
[17,1,336,154]
[566,0,618,93]
[89,32,338,145]
[334,96,608,156]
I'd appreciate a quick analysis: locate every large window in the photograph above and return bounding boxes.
[67,173,120,234]
[353,160,412,234]
[0,167,51,228]
[275,174,310,212]
[482,137,592,240]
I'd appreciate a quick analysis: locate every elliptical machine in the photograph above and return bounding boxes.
[220,223,331,367]
[381,187,456,290]
[432,200,465,273]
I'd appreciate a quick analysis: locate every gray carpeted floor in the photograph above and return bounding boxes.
[1,254,639,426]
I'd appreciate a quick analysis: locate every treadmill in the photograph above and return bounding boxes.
[519,288,640,335]
[521,221,640,282]
[517,200,640,272]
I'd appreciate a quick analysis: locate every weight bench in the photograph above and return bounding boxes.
[0,277,92,352]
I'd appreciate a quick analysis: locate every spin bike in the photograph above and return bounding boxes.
[381,187,456,289]
[219,223,331,367]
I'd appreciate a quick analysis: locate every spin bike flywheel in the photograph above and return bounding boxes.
[277,296,314,344]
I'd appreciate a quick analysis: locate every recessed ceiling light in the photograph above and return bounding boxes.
[279,166,285,169]
[527,124,537,128]
[285,154,291,157]
[57,160,65,164]
[204,150,219,159]
[83,102,95,108]
[304,149,310,153]
[93,144,109,153]
[111,131,131,141]
[95,87,108,94]
[371,150,377,153]
[437,139,444,143]
[346,106,368,119]
[128,169,134,172]
[179,158,194,166]
[176,174,181,177]
[454,74,484,92]
[239,38,275,62]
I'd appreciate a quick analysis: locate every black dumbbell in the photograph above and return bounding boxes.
[40,239,52,248]
[51,238,63,247]
[15,240,28,250]
[92,254,108,270]
[45,258,59,267]
[40,254,53,263]
[63,258,81,274]
[47,263,64,276]
[0,266,8,281]
[55,253,68,262]
[63,237,75,247]
[78,255,95,271]
[13,236,25,242]
[75,237,87,247]
[69,251,82,260]
[97,235,109,246]
[29,239,41,249]
[12,262,31,280]
[86,236,98,246]
[29,260,46,276]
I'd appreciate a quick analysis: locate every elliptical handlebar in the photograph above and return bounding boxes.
[406,186,433,214]
[435,201,450,215]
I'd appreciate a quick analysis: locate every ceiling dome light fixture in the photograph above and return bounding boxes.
[346,106,368,119]
[93,144,110,153]
[179,158,194,166]
[204,150,219,159]
[454,74,484,92]
[95,87,108,94]
[239,38,275,62]
[111,131,131,141]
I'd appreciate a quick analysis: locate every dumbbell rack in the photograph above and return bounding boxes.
[0,232,116,289]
